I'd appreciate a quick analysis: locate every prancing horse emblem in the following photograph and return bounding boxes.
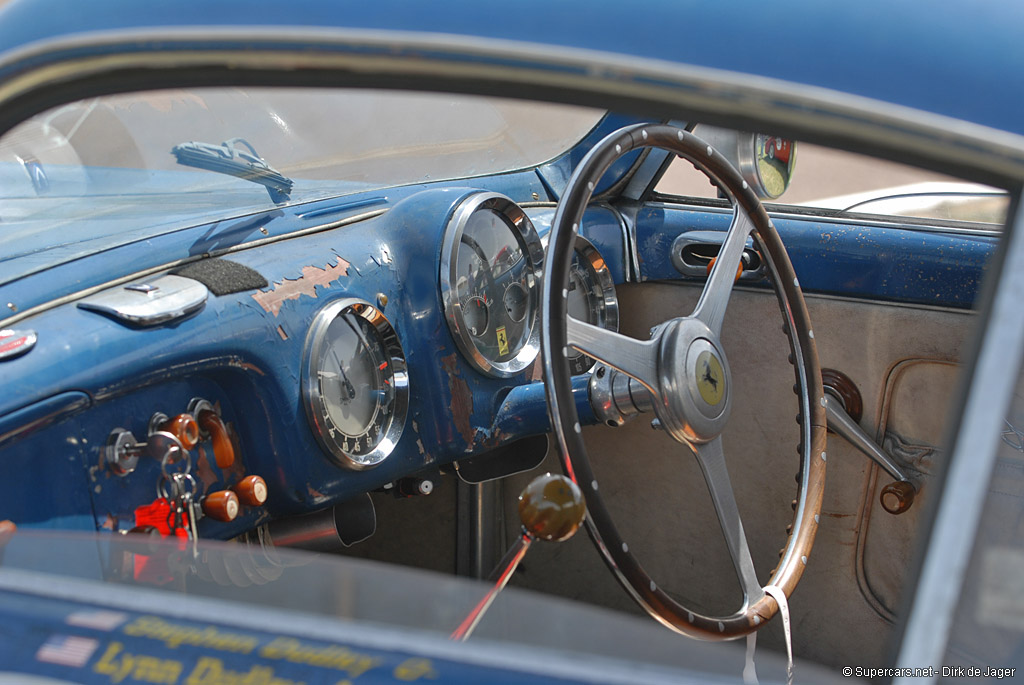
[695,350,725,406]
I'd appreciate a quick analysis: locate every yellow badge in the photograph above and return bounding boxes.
[496,326,509,355]
[696,350,725,406]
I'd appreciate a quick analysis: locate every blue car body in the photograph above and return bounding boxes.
[0,0,1022,683]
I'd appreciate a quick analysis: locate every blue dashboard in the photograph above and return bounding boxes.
[0,156,996,540]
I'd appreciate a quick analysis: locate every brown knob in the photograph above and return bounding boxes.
[880,480,916,515]
[198,409,235,469]
[203,490,240,522]
[518,473,586,542]
[158,413,200,449]
[233,475,268,507]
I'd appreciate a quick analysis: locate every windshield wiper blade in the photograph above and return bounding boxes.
[171,137,293,203]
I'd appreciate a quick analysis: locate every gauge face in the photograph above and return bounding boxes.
[441,193,544,377]
[754,135,796,199]
[303,299,408,470]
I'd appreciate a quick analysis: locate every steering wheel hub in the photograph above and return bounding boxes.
[654,319,732,444]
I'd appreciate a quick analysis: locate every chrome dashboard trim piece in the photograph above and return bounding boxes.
[78,274,209,326]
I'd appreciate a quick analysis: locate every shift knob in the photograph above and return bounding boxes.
[233,475,268,507]
[518,473,586,542]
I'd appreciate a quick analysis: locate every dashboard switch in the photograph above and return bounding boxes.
[233,475,268,506]
[203,490,240,522]
[197,409,235,469]
[156,413,200,449]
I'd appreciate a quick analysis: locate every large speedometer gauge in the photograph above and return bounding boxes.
[440,193,544,377]
[303,298,409,470]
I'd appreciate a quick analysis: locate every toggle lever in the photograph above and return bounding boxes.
[451,473,585,641]
[189,399,235,469]
[149,412,200,449]
[823,386,917,515]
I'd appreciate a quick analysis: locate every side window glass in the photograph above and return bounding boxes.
[656,138,1009,228]
[943,356,1024,674]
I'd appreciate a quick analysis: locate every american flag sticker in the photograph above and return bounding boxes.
[65,610,129,631]
[35,635,99,668]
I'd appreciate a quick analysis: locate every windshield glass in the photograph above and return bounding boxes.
[0,88,602,275]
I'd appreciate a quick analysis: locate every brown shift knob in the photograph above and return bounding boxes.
[518,473,586,542]
[233,475,268,507]
[202,490,240,522]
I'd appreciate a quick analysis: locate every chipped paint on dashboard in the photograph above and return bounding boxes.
[251,259,350,316]
[441,353,475,447]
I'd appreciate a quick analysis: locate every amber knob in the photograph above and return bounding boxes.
[0,519,16,547]
[203,490,240,522]
[159,413,200,449]
[880,480,916,515]
[233,475,268,507]
[706,256,744,283]
[198,409,235,469]
[518,473,586,542]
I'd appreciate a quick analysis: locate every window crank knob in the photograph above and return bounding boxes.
[880,480,916,515]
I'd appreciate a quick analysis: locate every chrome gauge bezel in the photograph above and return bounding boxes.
[541,234,620,375]
[440,192,544,377]
[567,235,619,374]
[302,298,409,470]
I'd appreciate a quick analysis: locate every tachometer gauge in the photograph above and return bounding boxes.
[565,236,619,374]
[440,193,544,377]
[303,298,408,470]
[541,234,619,375]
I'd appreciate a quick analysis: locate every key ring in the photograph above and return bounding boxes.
[159,440,192,481]
[157,471,198,501]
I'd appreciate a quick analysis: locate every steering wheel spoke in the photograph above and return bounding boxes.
[567,315,660,393]
[692,206,755,337]
[692,436,764,604]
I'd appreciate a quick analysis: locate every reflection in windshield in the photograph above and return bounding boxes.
[0,531,781,682]
[0,88,601,277]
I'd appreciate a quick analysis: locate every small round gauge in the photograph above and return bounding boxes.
[544,234,619,375]
[754,134,796,199]
[503,282,529,322]
[440,192,544,377]
[303,298,409,470]
[463,296,489,336]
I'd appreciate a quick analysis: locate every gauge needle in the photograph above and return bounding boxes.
[330,349,357,402]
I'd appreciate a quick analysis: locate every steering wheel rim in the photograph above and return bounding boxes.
[541,123,827,640]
